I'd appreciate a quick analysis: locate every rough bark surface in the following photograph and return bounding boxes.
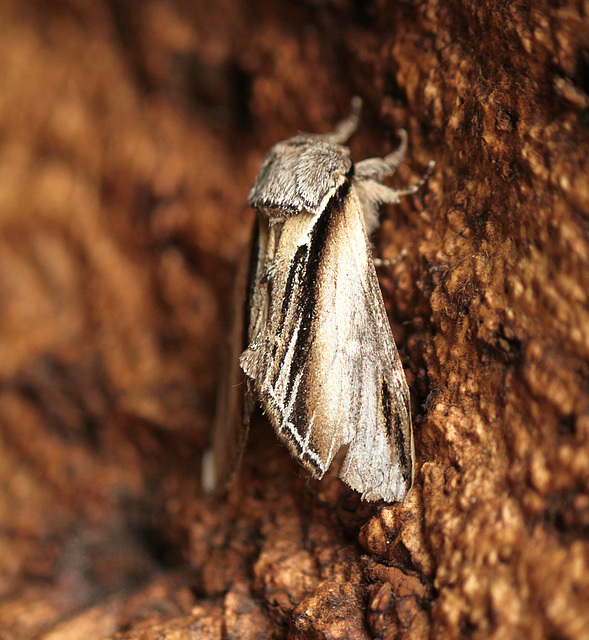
[0,1,588,639]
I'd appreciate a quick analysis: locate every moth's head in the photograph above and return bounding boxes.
[248,134,354,219]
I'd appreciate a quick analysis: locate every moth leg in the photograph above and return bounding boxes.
[355,130,409,181]
[373,248,408,268]
[356,160,435,233]
[324,96,362,144]
[362,159,435,201]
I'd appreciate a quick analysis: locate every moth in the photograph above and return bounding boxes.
[206,98,429,502]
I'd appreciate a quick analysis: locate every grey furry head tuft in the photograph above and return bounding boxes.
[247,135,353,218]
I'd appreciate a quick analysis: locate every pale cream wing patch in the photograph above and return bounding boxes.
[305,190,413,502]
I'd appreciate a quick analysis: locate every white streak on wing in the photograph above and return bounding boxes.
[266,383,323,470]
[314,179,345,217]
[263,316,324,471]
[283,369,303,425]
[268,314,301,396]
[287,416,323,469]
[301,412,315,459]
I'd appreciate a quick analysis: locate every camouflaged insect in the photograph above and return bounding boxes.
[207,98,432,502]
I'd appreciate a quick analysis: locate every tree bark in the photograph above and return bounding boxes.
[0,1,587,638]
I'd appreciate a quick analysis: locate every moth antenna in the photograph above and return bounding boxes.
[324,96,362,144]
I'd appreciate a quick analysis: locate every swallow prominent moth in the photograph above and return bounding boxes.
[207,98,429,502]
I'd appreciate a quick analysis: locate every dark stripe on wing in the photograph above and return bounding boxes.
[381,379,393,433]
[391,394,411,481]
[262,391,325,477]
[277,244,308,337]
[243,220,261,349]
[266,179,354,477]
[382,373,411,480]
[289,180,352,379]
[398,396,412,481]
[270,243,308,364]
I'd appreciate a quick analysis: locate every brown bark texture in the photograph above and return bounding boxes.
[0,0,588,638]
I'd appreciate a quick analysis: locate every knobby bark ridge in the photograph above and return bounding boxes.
[0,1,587,638]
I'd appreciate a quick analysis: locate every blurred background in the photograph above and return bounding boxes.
[2,1,589,639]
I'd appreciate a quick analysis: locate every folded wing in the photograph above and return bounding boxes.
[241,187,413,502]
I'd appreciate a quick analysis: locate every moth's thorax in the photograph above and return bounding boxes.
[248,134,354,219]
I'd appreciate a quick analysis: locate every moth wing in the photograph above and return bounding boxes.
[311,190,413,502]
[207,223,264,493]
[242,190,413,502]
